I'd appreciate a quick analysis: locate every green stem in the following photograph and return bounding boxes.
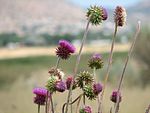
[114,21,141,113]
[65,19,90,113]
[38,104,40,113]
[50,94,55,113]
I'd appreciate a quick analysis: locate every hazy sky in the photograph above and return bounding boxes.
[70,0,141,8]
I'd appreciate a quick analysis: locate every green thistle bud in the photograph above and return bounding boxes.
[76,71,94,89]
[87,5,107,25]
[83,85,96,100]
[46,76,57,93]
[88,54,103,69]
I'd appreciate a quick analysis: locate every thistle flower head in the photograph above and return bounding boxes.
[33,87,47,105]
[76,71,94,89]
[55,80,66,92]
[102,7,108,20]
[56,40,75,59]
[88,54,103,69]
[83,85,96,100]
[48,67,64,80]
[80,106,92,113]
[114,6,126,27]
[66,76,76,90]
[87,5,107,25]
[33,87,47,96]
[93,82,103,95]
[46,76,58,93]
[110,90,122,103]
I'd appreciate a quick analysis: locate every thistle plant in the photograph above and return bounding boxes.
[32,4,142,113]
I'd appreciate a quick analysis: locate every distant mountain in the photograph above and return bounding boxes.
[0,0,85,35]
[0,0,149,35]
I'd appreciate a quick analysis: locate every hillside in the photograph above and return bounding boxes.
[0,0,85,35]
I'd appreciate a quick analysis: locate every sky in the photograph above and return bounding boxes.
[70,0,141,8]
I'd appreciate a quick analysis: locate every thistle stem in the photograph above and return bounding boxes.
[55,57,60,69]
[114,21,141,113]
[65,19,90,113]
[50,94,55,113]
[38,104,40,113]
[98,22,118,113]
[62,94,83,113]
[83,93,86,105]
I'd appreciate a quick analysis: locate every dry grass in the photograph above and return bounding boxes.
[0,44,130,59]
[0,70,149,113]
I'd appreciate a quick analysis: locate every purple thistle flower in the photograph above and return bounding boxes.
[80,106,92,113]
[110,90,122,103]
[33,87,47,105]
[92,54,102,59]
[93,83,103,95]
[88,53,103,69]
[66,76,76,90]
[55,81,66,92]
[56,40,75,59]
[102,7,108,20]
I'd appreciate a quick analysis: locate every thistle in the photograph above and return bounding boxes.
[55,80,66,92]
[76,71,94,89]
[66,76,76,90]
[56,40,75,59]
[93,83,103,95]
[48,67,65,80]
[83,85,96,100]
[114,6,126,27]
[110,91,122,103]
[46,76,58,93]
[33,87,47,105]
[88,54,103,69]
[80,106,92,113]
[87,5,108,25]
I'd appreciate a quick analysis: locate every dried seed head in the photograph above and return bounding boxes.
[87,5,107,25]
[48,67,64,80]
[114,6,127,27]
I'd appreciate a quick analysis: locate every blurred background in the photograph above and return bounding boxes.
[0,0,150,113]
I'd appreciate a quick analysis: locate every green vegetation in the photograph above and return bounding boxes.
[134,26,150,87]
[1,51,141,90]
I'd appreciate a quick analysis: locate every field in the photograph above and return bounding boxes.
[0,50,149,113]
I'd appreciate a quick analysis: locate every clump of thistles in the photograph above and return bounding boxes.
[88,54,103,69]
[56,40,75,59]
[114,6,126,27]
[33,87,47,105]
[80,106,92,113]
[87,5,108,25]
[110,90,122,103]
